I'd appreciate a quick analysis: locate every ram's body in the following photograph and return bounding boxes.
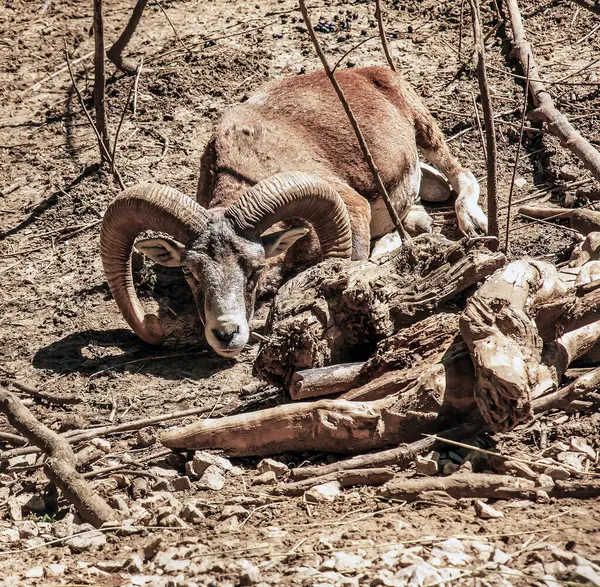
[101,67,486,357]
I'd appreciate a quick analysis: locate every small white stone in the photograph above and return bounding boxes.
[305,481,342,503]
[251,471,277,486]
[25,567,44,579]
[492,549,511,564]
[66,530,107,552]
[91,438,111,453]
[123,553,144,573]
[257,458,289,478]
[220,505,249,520]
[569,437,596,461]
[416,455,439,476]
[442,462,460,475]
[474,500,503,519]
[514,177,527,188]
[46,564,66,577]
[180,502,205,523]
[197,465,226,491]
[556,451,584,472]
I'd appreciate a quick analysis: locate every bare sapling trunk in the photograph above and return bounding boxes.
[93,0,110,161]
[107,0,148,74]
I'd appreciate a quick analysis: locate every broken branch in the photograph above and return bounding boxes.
[0,389,116,527]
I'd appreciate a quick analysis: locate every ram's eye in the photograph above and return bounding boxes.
[250,264,266,280]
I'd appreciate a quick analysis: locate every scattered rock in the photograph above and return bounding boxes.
[542,442,570,458]
[568,565,600,586]
[186,451,233,478]
[136,427,157,448]
[220,505,250,520]
[219,515,240,532]
[536,490,551,503]
[537,474,555,489]
[251,471,277,486]
[474,500,503,519]
[544,466,570,480]
[25,567,44,579]
[123,553,144,573]
[171,476,192,492]
[91,438,111,453]
[560,164,579,181]
[239,559,261,585]
[158,514,187,528]
[23,494,45,513]
[569,437,596,461]
[556,451,584,472]
[514,177,527,189]
[45,564,66,577]
[108,495,130,514]
[305,481,342,503]
[17,520,38,539]
[52,514,74,539]
[320,551,369,572]
[131,476,150,499]
[492,549,511,564]
[143,536,164,561]
[416,452,439,476]
[230,466,245,476]
[197,465,226,491]
[180,502,205,523]
[0,527,20,543]
[257,458,289,478]
[66,529,107,552]
[96,560,125,572]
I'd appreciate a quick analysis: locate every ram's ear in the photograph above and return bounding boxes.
[134,238,185,267]
[261,227,310,258]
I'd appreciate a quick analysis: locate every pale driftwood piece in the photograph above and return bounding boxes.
[379,473,536,501]
[571,209,600,235]
[255,234,504,387]
[460,260,569,431]
[290,362,365,400]
[568,232,600,267]
[533,367,600,413]
[290,424,476,481]
[469,0,499,243]
[162,396,403,456]
[341,312,462,402]
[518,205,575,220]
[107,0,148,73]
[10,380,81,405]
[273,467,394,496]
[0,390,116,528]
[506,0,600,184]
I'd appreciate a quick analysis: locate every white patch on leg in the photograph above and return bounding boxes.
[404,204,433,236]
[455,171,488,236]
[370,231,402,258]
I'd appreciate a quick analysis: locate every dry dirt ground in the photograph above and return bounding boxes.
[1,0,600,585]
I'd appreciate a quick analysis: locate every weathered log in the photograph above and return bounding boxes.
[290,362,365,400]
[272,467,394,496]
[569,232,600,267]
[255,234,505,387]
[571,209,600,235]
[460,260,569,431]
[0,390,116,528]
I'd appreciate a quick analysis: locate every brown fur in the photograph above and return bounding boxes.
[197,66,472,279]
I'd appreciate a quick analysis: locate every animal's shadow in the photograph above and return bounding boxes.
[33,269,241,380]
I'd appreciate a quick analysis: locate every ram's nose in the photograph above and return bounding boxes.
[212,324,239,345]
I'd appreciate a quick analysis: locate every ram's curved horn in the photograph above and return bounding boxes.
[225,172,353,259]
[100,184,208,345]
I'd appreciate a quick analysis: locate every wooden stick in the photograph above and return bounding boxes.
[0,430,26,446]
[9,380,81,405]
[1,403,225,461]
[272,468,394,496]
[504,55,530,252]
[533,367,600,413]
[290,424,476,481]
[506,0,600,184]
[469,0,499,244]
[64,41,125,191]
[0,389,116,528]
[93,0,111,162]
[107,0,148,74]
[470,92,487,161]
[298,0,409,242]
[375,0,396,72]
[154,0,190,55]
[289,362,365,400]
[111,62,141,172]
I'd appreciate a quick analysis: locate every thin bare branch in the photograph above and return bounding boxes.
[298,0,409,241]
[469,0,499,243]
[375,0,396,72]
[107,0,148,74]
[505,55,530,252]
[93,0,110,161]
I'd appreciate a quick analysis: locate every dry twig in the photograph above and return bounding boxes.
[9,380,81,405]
[469,0,499,243]
[298,0,409,242]
[504,55,530,252]
[107,0,148,73]
[93,0,111,161]
[0,389,116,527]
[375,0,396,72]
